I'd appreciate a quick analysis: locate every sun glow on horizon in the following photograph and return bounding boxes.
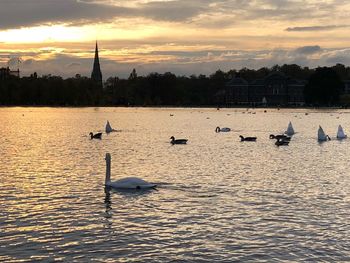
[0,25,90,43]
[0,21,177,45]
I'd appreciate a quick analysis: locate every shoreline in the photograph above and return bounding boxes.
[0,105,348,110]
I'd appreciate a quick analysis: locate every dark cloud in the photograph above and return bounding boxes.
[294,45,321,54]
[326,56,349,64]
[0,0,206,29]
[286,25,350,32]
[0,0,129,29]
[66,62,82,68]
[23,59,35,66]
[1,0,349,30]
[139,0,206,22]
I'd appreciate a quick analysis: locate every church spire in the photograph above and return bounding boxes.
[91,41,102,84]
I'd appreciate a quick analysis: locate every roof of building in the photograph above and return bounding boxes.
[227,71,307,87]
[226,77,248,86]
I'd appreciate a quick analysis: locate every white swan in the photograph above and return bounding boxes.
[318,126,331,141]
[337,125,347,139]
[105,153,156,189]
[285,121,295,136]
[105,121,116,133]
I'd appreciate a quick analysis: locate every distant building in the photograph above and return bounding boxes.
[343,80,350,94]
[91,41,102,85]
[226,72,306,106]
[0,67,20,80]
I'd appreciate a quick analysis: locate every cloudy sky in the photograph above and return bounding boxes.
[0,0,350,78]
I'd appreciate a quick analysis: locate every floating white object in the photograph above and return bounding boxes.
[337,125,347,139]
[285,121,295,136]
[318,126,330,141]
[105,121,114,133]
[105,153,156,189]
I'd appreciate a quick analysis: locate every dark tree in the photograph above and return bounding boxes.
[129,68,137,80]
[304,67,344,105]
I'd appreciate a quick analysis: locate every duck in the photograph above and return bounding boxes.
[170,136,188,144]
[239,135,257,142]
[269,134,291,141]
[105,121,116,133]
[337,125,347,139]
[318,126,331,141]
[285,121,295,136]
[90,132,102,139]
[275,138,289,146]
[215,127,231,133]
[105,153,156,189]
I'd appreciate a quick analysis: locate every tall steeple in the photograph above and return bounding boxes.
[91,41,102,84]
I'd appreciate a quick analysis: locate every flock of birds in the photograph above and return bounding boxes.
[213,123,294,146]
[90,119,348,191]
[170,121,347,147]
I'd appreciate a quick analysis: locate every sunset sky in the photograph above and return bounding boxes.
[1,0,350,78]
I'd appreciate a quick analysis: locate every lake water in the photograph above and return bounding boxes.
[1,107,350,262]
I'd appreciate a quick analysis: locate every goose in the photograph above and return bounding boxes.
[215,127,231,133]
[285,121,295,136]
[105,121,116,133]
[239,135,257,142]
[275,139,289,146]
[318,126,331,141]
[337,125,347,139]
[269,134,291,141]
[105,153,156,189]
[90,132,102,139]
[170,136,188,144]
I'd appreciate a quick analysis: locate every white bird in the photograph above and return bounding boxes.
[318,126,331,141]
[337,125,347,139]
[105,121,116,133]
[285,121,295,136]
[104,153,156,189]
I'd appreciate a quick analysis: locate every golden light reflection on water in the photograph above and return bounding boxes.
[0,107,350,262]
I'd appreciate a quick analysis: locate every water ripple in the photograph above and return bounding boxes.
[0,107,350,262]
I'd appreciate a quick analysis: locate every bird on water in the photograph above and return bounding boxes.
[90,132,102,139]
[170,136,188,144]
[104,153,156,189]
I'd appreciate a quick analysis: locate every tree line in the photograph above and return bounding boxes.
[0,64,349,106]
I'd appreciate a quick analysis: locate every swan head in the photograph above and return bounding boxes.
[170,136,175,140]
[105,153,111,161]
[269,134,275,139]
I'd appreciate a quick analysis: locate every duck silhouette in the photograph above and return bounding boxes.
[90,132,102,139]
[275,139,289,146]
[170,136,188,144]
[239,135,257,142]
[215,127,231,133]
[270,134,291,141]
